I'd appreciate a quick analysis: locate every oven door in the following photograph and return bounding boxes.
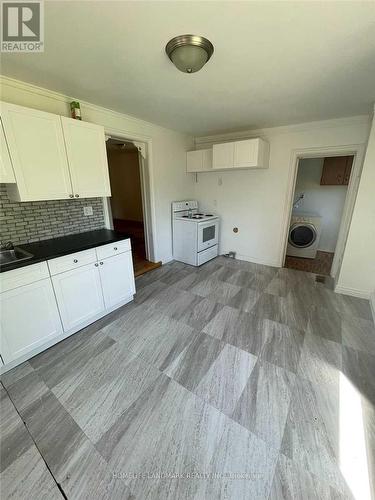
[197,219,219,252]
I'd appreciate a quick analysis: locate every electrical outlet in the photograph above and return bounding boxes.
[83,206,93,216]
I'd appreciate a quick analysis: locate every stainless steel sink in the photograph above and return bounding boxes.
[0,247,34,267]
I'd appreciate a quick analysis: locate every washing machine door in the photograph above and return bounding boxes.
[289,223,317,248]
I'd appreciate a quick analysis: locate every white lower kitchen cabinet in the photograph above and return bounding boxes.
[0,238,136,373]
[99,251,135,309]
[0,278,62,364]
[52,263,105,332]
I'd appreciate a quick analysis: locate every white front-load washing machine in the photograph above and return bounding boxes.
[286,214,322,259]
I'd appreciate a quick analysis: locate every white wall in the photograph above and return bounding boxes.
[0,76,195,263]
[293,158,348,252]
[193,116,370,268]
[336,113,375,298]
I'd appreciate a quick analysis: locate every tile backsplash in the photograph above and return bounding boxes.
[0,184,105,245]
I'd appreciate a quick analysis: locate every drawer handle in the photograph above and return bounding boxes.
[95,263,99,267]
[73,259,78,263]
[114,247,118,250]
[75,194,80,198]
[100,261,104,265]
[69,194,74,198]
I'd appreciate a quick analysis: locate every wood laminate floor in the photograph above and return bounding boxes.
[1,257,374,499]
[285,251,335,276]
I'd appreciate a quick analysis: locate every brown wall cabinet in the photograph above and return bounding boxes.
[320,156,353,186]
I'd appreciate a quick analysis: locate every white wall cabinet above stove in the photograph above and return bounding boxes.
[186,149,213,173]
[186,138,269,173]
[213,138,269,170]
[0,101,111,201]
[0,119,16,183]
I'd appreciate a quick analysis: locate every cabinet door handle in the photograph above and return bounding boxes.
[75,194,79,198]
[100,261,104,265]
[95,263,99,267]
[114,247,118,250]
[73,259,78,263]
[69,194,74,198]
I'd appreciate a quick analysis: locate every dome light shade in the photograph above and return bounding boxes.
[166,35,214,73]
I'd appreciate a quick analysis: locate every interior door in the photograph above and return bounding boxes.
[0,102,73,200]
[61,117,111,198]
[52,263,105,331]
[99,251,135,309]
[0,119,15,183]
[0,278,62,364]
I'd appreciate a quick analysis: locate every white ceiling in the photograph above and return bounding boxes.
[2,1,375,135]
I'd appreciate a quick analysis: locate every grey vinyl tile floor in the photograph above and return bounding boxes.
[1,256,375,500]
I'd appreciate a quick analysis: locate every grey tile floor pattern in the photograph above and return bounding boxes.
[1,256,375,499]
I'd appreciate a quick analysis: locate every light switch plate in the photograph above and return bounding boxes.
[83,206,93,216]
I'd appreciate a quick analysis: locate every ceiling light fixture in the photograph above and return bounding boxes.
[165,35,214,74]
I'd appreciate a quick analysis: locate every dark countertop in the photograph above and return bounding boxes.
[0,229,131,273]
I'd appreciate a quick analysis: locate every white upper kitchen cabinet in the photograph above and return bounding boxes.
[0,119,16,183]
[212,142,235,170]
[212,138,269,170]
[99,251,135,309]
[186,149,213,173]
[1,102,73,201]
[61,117,111,198]
[233,138,269,169]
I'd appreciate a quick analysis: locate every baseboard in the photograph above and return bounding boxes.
[231,253,280,268]
[334,285,371,300]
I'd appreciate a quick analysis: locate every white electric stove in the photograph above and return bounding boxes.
[172,201,219,266]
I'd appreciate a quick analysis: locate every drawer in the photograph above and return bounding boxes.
[197,245,218,266]
[48,249,97,276]
[96,239,131,261]
[0,261,49,293]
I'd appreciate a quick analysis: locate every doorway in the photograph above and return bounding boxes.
[105,138,161,277]
[284,155,354,276]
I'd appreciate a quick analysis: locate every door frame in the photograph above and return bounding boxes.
[102,127,156,263]
[280,143,366,282]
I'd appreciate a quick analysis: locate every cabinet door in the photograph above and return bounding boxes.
[99,251,135,309]
[233,139,258,168]
[52,263,105,331]
[0,119,15,183]
[0,278,62,364]
[61,117,111,198]
[320,156,352,185]
[0,102,73,201]
[212,142,234,169]
[186,149,212,172]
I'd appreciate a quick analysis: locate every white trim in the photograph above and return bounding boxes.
[195,115,371,146]
[334,285,370,300]
[280,144,365,280]
[103,129,156,263]
[0,75,172,135]
[370,291,375,323]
